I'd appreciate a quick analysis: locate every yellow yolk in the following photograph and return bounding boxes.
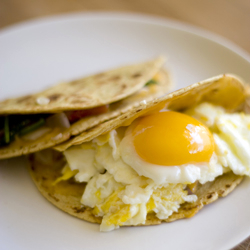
[53,165,78,185]
[133,111,215,166]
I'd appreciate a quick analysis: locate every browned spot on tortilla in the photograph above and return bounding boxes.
[17,95,33,104]
[206,193,213,199]
[211,89,219,93]
[73,207,86,213]
[96,81,106,85]
[95,72,105,79]
[219,190,225,195]
[136,109,142,112]
[109,75,121,81]
[70,80,80,85]
[49,94,61,102]
[225,184,231,188]
[48,193,59,202]
[132,73,142,78]
[182,205,200,211]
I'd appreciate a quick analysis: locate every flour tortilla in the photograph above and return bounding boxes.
[0,60,172,159]
[0,57,166,114]
[28,73,246,227]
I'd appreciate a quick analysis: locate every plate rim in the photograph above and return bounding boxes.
[1,11,250,250]
[1,11,250,64]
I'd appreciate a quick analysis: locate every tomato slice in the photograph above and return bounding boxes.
[65,105,109,123]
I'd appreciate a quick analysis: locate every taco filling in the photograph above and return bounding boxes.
[0,57,172,159]
[28,74,248,232]
[0,77,162,147]
[52,102,249,231]
[0,106,109,147]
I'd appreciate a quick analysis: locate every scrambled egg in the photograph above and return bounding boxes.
[64,131,197,231]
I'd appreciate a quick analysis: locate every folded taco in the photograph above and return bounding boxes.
[29,74,249,231]
[0,56,171,159]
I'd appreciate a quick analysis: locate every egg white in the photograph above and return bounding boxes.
[119,122,224,185]
[187,103,250,177]
[66,129,197,231]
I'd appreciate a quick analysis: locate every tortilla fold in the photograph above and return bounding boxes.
[0,57,172,159]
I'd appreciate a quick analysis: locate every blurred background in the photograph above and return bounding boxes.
[1,0,250,53]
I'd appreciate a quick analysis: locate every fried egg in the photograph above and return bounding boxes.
[120,111,223,185]
[61,102,250,231]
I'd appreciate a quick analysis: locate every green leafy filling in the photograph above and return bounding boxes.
[145,79,158,86]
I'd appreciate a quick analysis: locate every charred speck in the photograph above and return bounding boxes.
[207,193,213,199]
[17,95,33,104]
[48,193,59,202]
[73,207,86,213]
[110,75,121,81]
[49,94,61,101]
[132,73,142,78]
[211,89,219,93]
[70,80,80,85]
[95,72,105,78]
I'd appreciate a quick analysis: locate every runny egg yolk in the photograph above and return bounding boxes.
[132,111,215,166]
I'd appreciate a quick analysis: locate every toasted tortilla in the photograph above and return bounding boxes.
[28,73,246,227]
[0,62,172,159]
[0,57,165,114]
[55,74,245,151]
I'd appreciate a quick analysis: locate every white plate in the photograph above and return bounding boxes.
[1,12,250,250]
